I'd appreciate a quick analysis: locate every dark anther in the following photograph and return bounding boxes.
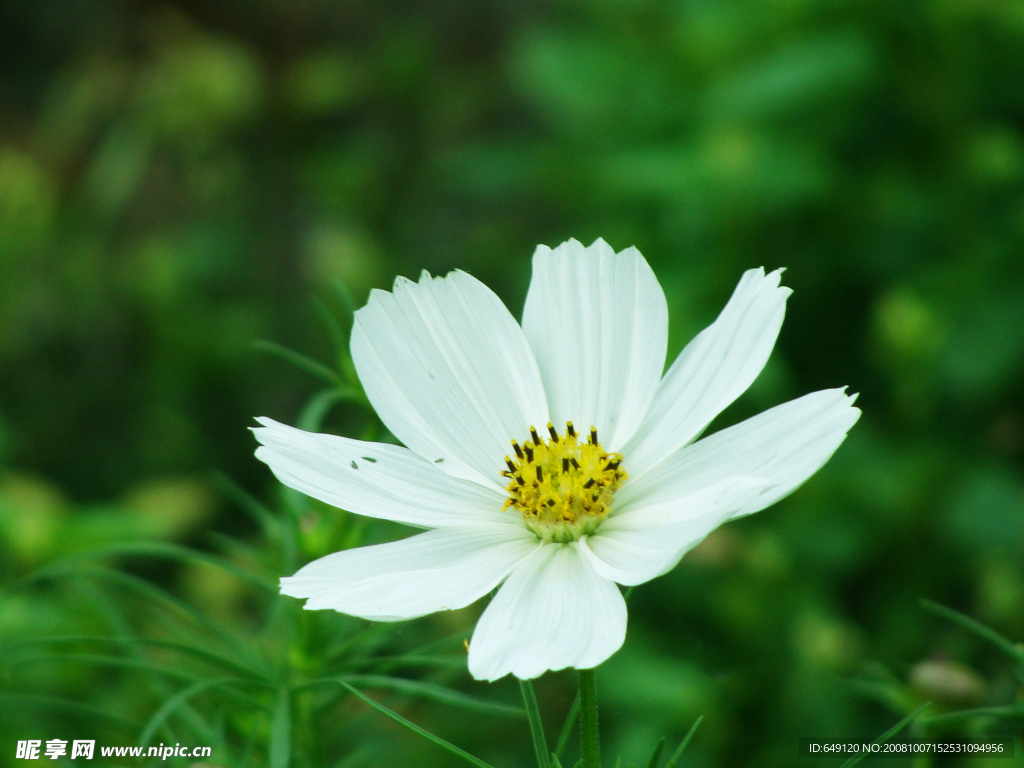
[548,422,559,441]
[566,421,576,437]
[512,440,524,459]
[583,478,596,489]
[516,476,525,486]
[590,427,598,444]
[570,458,581,469]
[530,426,541,445]
[524,445,535,461]
[605,459,620,471]
[505,456,517,472]
[562,458,569,473]
[547,499,555,506]
[536,466,543,482]
[592,494,600,502]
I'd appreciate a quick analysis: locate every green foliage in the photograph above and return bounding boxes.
[2,0,1024,766]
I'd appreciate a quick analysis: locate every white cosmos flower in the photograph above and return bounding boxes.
[254,238,860,681]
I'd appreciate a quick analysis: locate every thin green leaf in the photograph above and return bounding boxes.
[311,296,347,354]
[920,599,1024,673]
[554,691,581,759]
[646,737,666,768]
[301,674,524,718]
[69,577,198,743]
[339,681,498,768]
[333,279,357,324]
[369,654,469,671]
[27,541,276,591]
[269,688,291,768]
[0,694,140,732]
[138,677,254,748]
[51,566,264,670]
[665,715,704,768]
[9,653,202,683]
[838,702,931,768]
[298,387,344,432]
[520,679,551,768]
[210,471,279,535]
[324,622,397,664]
[253,339,342,385]
[919,704,1024,728]
[551,756,564,768]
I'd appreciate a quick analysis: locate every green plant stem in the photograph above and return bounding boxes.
[554,691,581,759]
[579,669,600,768]
[519,679,550,768]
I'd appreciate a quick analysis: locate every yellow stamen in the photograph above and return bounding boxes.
[502,422,627,543]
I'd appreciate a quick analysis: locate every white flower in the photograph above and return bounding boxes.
[254,238,859,681]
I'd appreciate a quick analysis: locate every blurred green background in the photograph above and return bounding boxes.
[2,0,1024,766]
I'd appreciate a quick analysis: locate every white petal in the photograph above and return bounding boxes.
[351,270,549,490]
[618,388,860,521]
[522,239,668,451]
[623,268,791,475]
[579,477,768,586]
[281,527,540,621]
[467,543,626,681]
[253,418,515,529]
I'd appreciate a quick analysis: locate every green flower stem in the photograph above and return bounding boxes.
[519,679,551,768]
[579,668,600,768]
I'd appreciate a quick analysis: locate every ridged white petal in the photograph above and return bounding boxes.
[522,239,668,451]
[253,418,512,528]
[281,527,540,621]
[467,543,627,681]
[580,477,768,586]
[618,388,860,520]
[351,270,549,490]
[623,268,791,475]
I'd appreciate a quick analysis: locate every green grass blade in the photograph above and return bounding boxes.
[339,681,499,768]
[300,674,524,718]
[297,387,344,432]
[253,339,342,386]
[210,471,280,536]
[23,541,276,591]
[4,639,272,699]
[919,704,1024,728]
[0,693,140,733]
[9,652,202,683]
[520,679,551,768]
[311,296,347,354]
[554,691,581,759]
[645,736,666,768]
[333,279,357,325]
[920,599,1024,672]
[67,567,263,667]
[367,654,469,671]
[838,702,931,768]
[269,688,291,768]
[665,715,704,768]
[138,677,251,747]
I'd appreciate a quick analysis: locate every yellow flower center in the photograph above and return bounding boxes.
[502,422,628,543]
